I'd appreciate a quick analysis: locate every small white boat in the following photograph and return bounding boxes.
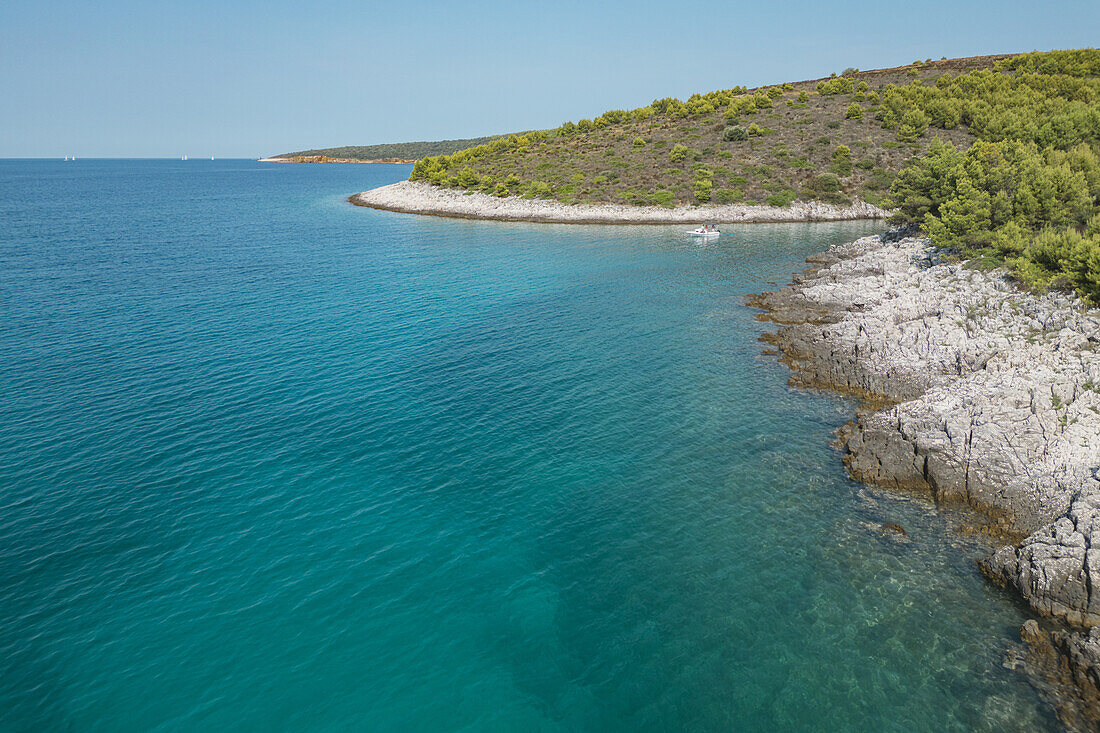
[687,226,720,238]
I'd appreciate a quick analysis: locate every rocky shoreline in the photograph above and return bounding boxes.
[350,180,889,224]
[748,231,1100,728]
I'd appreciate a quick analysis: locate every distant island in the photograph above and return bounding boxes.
[262,136,511,164]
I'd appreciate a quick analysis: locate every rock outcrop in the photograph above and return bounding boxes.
[1015,621,1100,730]
[749,232,1100,720]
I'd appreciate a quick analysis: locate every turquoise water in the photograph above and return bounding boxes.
[0,160,1053,731]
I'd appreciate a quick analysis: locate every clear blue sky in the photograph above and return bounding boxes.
[2,0,1097,158]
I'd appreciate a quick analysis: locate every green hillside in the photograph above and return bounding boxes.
[411,49,1100,302]
[275,136,507,161]
[411,55,1008,207]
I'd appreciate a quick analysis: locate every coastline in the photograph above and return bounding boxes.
[349,180,889,225]
[748,232,1100,727]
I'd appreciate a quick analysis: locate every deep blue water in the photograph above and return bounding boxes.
[0,160,1053,730]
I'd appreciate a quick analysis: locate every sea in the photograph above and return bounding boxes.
[0,159,1056,730]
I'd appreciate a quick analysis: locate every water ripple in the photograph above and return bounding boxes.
[0,160,1055,731]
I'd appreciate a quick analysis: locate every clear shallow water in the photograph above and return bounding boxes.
[0,160,1053,731]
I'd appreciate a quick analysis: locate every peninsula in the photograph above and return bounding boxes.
[355,54,1013,218]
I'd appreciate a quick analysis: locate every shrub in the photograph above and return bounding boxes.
[1011,223,1100,301]
[649,190,676,208]
[456,167,481,187]
[693,178,713,202]
[896,108,931,142]
[810,173,840,192]
[802,173,847,203]
[669,144,690,163]
[826,120,842,129]
[846,103,864,120]
[650,97,683,115]
[831,145,853,176]
[767,87,783,100]
[714,187,743,204]
[633,136,646,148]
[766,189,797,207]
[798,90,809,103]
[817,76,854,95]
[723,125,748,141]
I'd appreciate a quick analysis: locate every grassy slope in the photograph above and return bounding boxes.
[274,136,507,161]
[411,55,1010,207]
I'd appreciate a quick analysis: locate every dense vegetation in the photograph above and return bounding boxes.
[275,136,508,161]
[885,49,1100,301]
[409,49,1100,302]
